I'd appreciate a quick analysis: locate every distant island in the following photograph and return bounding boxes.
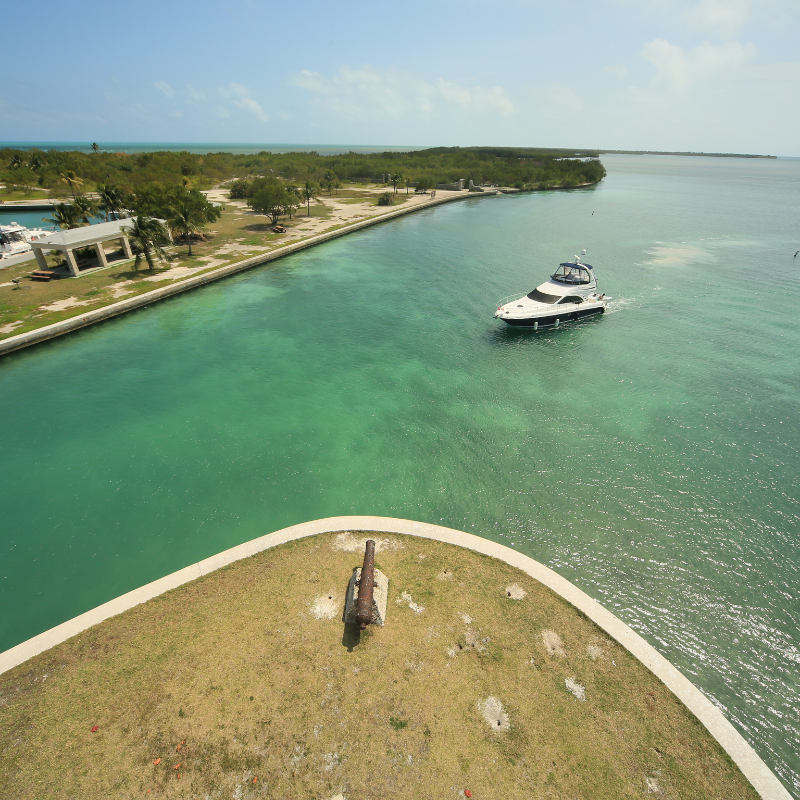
[598,149,776,159]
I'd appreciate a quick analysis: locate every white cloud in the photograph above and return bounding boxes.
[641,38,757,90]
[185,84,207,103]
[234,96,269,122]
[151,81,175,98]
[219,82,250,98]
[689,0,750,37]
[289,65,514,121]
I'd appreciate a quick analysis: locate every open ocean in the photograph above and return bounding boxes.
[0,142,430,155]
[0,153,798,795]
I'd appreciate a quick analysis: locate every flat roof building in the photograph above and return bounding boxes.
[30,219,137,277]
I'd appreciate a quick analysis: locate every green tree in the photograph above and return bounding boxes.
[404,176,414,194]
[4,166,37,191]
[73,194,101,224]
[301,180,318,216]
[415,176,434,194]
[97,184,126,220]
[228,179,251,200]
[126,216,171,270]
[377,191,394,206]
[59,170,83,199]
[91,142,100,154]
[321,169,338,194]
[390,172,404,194]
[168,201,212,256]
[9,154,24,170]
[44,203,82,230]
[248,179,289,224]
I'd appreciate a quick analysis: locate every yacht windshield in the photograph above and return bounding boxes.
[526,288,560,303]
[551,263,591,285]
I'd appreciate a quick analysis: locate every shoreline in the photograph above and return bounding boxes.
[0,516,790,800]
[0,186,511,358]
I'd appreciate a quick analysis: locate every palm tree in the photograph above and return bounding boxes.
[97,184,125,220]
[167,203,204,256]
[59,171,83,199]
[391,172,404,195]
[44,203,81,230]
[91,142,100,154]
[73,194,101,225]
[126,216,171,271]
[9,154,24,170]
[301,180,318,216]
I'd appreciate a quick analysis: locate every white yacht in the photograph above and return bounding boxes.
[494,256,611,329]
[0,221,54,259]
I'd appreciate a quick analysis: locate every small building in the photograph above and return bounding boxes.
[30,219,137,277]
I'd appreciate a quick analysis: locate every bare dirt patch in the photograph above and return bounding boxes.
[542,629,567,657]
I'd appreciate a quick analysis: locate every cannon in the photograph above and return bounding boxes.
[355,539,377,629]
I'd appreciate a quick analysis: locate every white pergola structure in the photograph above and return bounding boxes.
[31,219,136,277]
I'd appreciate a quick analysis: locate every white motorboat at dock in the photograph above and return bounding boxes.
[494,256,611,329]
[0,221,54,260]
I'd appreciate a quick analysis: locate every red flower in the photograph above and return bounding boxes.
[465,791,472,798]
[90,726,99,733]
[153,758,161,766]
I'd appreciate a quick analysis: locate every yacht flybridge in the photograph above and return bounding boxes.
[494,256,611,329]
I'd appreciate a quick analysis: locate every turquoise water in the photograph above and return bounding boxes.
[0,209,59,232]
[1,155,798,794]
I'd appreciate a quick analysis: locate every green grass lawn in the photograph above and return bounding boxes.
[0,532,759,800]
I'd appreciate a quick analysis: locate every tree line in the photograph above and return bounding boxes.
[2,145,606,195]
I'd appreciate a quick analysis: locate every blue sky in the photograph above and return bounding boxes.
[3,0,799,155]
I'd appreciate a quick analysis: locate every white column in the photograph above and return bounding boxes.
[64,249,80,277]
[94,242,108,268]
[120,236,133,259]
[33,248,49,270]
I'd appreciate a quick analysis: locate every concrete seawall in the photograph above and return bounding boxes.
[0,516,791,800]
[0,190,490,358]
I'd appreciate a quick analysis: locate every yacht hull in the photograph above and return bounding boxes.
[500,304,604,328]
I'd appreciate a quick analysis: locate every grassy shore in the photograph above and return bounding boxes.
[0,184,459,343]
[0,532,758,800]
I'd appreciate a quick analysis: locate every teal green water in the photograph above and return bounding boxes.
[1,155,799,793]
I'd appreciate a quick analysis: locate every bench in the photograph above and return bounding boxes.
[30,270,56,282]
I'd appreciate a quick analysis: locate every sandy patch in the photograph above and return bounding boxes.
[140,265,210,282]
[587,644,605,660]
[0,321,23,334]
[331,532,402,553]
[505,583,526,600]
[646,775,663,794]
[107,283,135,299]
[38,297,95,312]
[565,677,586,701]
[437,569,453,580]
[212,241,254,256]
[396,591,425,614]
[310,593,340,620]
[542,630,567,657]
[478,696,509,732]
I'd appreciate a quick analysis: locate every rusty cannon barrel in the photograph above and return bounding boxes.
[355,539,376,629]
